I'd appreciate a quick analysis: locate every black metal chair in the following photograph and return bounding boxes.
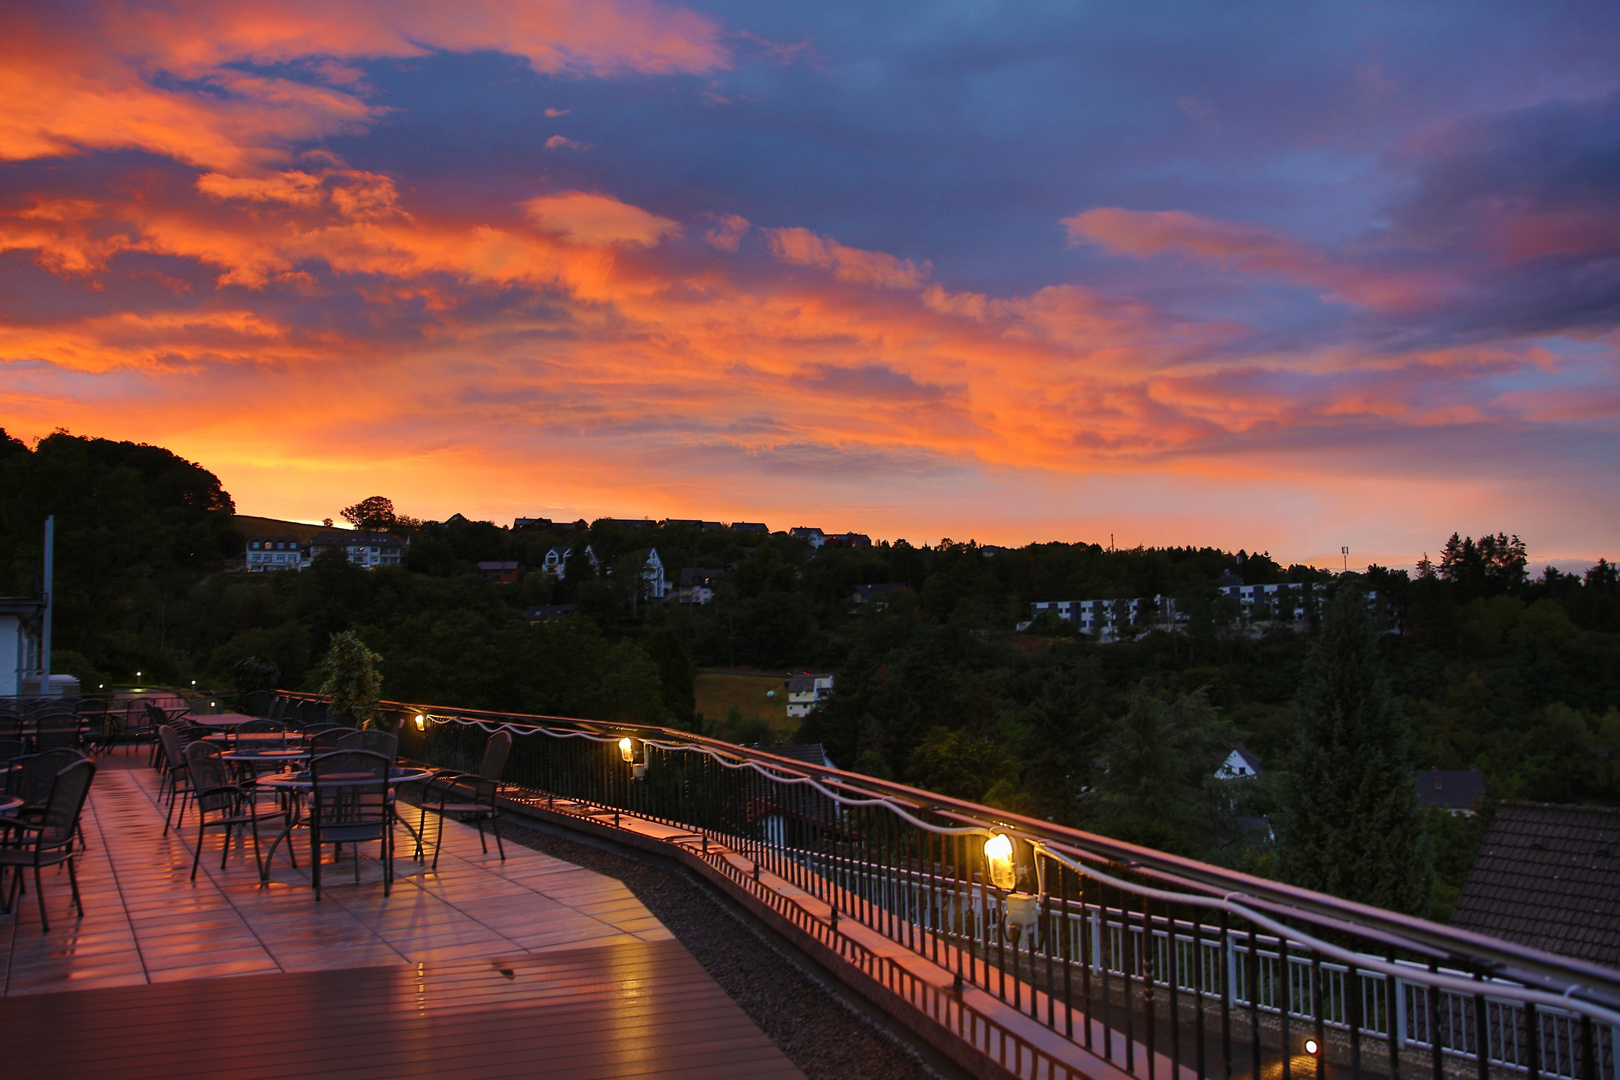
[0,757,95,932]
[308,750,394,900]
[7,748,88,816]
[336,729,397,762]
[416,731,511,870]
[183,743,278,881]
[156,725,196,834]
[308,728,348,754]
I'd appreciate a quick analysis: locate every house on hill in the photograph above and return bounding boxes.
[1215,744,1264,779]
[678,567,721,605]
[730,522,769,535]
[1451,802,1620,969]
[850,583,908,610]
[788,527,826,548]
[308,530,405,570]
[1417,769,1486,815]
[238,515,325,573]
[478,561,519,584]
[786,673,834,719]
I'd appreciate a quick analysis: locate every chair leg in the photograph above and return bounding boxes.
[221,822,234,870]
[34,864,48,933]
[67,856,83,917]
[191,815,206,881]
[491,807,505,862]
[475,813,488,854]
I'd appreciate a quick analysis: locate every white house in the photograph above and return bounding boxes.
[307,530,405,570]
[1216,744,1264,780]
[1028,597,1177,642]
[788,527,826,548]
[677,567,720,605]
[641,548,668,600]
[543,545,600,580]
[0,596,44,698]
[245,536,309,572]
[786,673,834,718]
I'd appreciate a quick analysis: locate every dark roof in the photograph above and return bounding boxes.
[1417,769,1486,810]
[310,530,403,547]
[1451,802,1620,968]
[730,522,769,533]
[478,561,519,571]
[852,583,908,600]
[765,744,830,769]
[786,675,830,693]
[679,567,721,586]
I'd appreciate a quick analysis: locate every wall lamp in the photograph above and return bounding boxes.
[619,737,648,780]
[984,832,1040,943]
[414,713,427,732]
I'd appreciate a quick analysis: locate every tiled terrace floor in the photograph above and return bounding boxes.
[0,753,803,1079]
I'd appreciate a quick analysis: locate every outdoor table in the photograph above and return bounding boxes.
[190,713,257,730]
[253,767,436,881]
[204,731,304,746]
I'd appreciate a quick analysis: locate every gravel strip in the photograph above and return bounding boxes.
[449,803,954,1080]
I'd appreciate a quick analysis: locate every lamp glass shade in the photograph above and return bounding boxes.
[618,737,635,763]
[414,714,427,731]
[984,833,1016,890]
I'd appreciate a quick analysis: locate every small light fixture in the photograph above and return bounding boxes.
[984,833,1016,891]
[414,713,427,732]
[1305,1039,1319,1056]
[619,737,647,780]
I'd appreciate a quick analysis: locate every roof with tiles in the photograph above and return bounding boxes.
[1450,802,1620,968]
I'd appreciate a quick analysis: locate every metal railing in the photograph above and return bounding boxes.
[275,692,1620,1080]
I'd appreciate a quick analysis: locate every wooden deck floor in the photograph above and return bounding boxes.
[0,755,803,1078]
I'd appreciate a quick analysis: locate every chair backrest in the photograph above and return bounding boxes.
[478,731,513,782]
[34,758,95,850]
[337,729,397,761]
[234,719,286,736]
[76,700,110,718]
[14,748,88,810]
[310,750,391,827]
[0,738,25,768]
[157,725,187,772]
[184,742,236,812]
[309,729,347,752]
[33,727,82,752]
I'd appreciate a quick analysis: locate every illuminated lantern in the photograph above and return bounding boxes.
[414,714,427,732]
[619,737,635,763]
[984,833,1016,890]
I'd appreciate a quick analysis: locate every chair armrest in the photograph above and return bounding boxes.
[0,817,42,833]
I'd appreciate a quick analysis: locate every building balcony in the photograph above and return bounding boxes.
[4,693,1618,1080]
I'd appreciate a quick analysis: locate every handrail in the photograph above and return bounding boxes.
[281,689,1620,1080]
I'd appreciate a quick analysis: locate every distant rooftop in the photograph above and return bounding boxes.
[1451,802,1620,968]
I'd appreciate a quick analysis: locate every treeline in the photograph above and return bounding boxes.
[4,431,1619,918]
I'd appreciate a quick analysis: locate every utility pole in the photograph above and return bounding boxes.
[1341,546,1349,573]
[41,515,54,695]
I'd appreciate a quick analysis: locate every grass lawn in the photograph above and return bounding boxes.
[695,671,794,743]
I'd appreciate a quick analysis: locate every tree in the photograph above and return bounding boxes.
[644,627,697,730]
[1275,588,1433,914]
[316,630,384,726]
[341,496,397,532]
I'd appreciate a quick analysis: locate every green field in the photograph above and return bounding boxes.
[694,671,794,743]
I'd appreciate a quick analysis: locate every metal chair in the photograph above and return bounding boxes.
[183,743,278,881]
[336,729,397,762]
[156,726,195,834]
[0,757,96,932]
[308,750,394,900]
[7,748,89,817]
[416,731,511,870]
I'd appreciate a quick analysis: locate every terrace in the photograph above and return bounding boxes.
[3,692,1618,1080]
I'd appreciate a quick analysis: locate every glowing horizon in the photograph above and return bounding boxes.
[3,2,1617,573]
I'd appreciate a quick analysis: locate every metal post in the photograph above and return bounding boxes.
[41,514,54,693]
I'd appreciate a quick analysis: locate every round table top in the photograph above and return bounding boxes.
[0,795,22,816]
[204,731,300,743]
[220,748,311,762]
[258,766,433,790]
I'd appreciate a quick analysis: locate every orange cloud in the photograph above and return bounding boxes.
[0,1,727,174]
[1063,207,1458,313]
[520,192,680,249]
[764,227,931,290]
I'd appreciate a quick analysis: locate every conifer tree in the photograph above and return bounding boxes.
[1275,588,1432,914]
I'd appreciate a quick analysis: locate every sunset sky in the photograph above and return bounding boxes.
[2,1,1617,568]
